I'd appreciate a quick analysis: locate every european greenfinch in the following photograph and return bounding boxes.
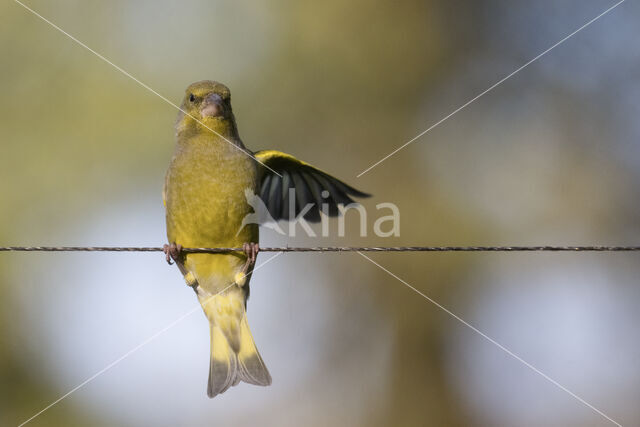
[163,80,369,397]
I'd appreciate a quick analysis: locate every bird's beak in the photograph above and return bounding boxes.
[200,93,224,118]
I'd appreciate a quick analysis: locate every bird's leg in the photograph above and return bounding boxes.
[163,243,181,266]
[242,242,259,273]
[163,243,199,288]
[235,242,259,287]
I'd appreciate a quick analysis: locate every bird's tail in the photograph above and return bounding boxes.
[208,313,271,398]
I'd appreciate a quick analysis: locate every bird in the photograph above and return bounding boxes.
[163,80,369,398]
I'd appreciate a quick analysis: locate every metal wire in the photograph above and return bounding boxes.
[1,245,640,253]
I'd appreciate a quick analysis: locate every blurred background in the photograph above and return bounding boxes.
[1,0,639,425]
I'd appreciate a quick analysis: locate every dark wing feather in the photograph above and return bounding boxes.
[253,150,370,223]
[267,173,282,219]
[260,174,272,201]
[280,171,292,220]
[291,171,321,222]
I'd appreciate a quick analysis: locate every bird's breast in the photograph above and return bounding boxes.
[165,138,258,248]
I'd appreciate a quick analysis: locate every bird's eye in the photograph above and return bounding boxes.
[189,94,196,103]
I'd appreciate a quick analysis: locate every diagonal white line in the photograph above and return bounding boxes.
[356,0,626,177]
[17,305,200,427]
[356,251,622,427]
[12,0,282,178]
[18,251,284,427]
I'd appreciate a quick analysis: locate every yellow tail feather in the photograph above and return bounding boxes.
[237,314,272,386]
[207,312,271,398]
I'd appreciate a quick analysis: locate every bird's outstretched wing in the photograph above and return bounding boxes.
[253,150,370,222]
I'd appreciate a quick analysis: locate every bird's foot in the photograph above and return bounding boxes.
[164,243,198,288]
[163,243,183,265]
[243,242,259,269]
[235,243,259,287]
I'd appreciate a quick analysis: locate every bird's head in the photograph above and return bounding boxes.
[175,80,237,138]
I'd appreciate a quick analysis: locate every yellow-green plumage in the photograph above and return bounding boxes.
[165,80,370,398]
[166,131,258,278]
[165,81,269,397]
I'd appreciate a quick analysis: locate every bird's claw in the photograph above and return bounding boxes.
[163,243,183,266]
[242,242,259,270]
